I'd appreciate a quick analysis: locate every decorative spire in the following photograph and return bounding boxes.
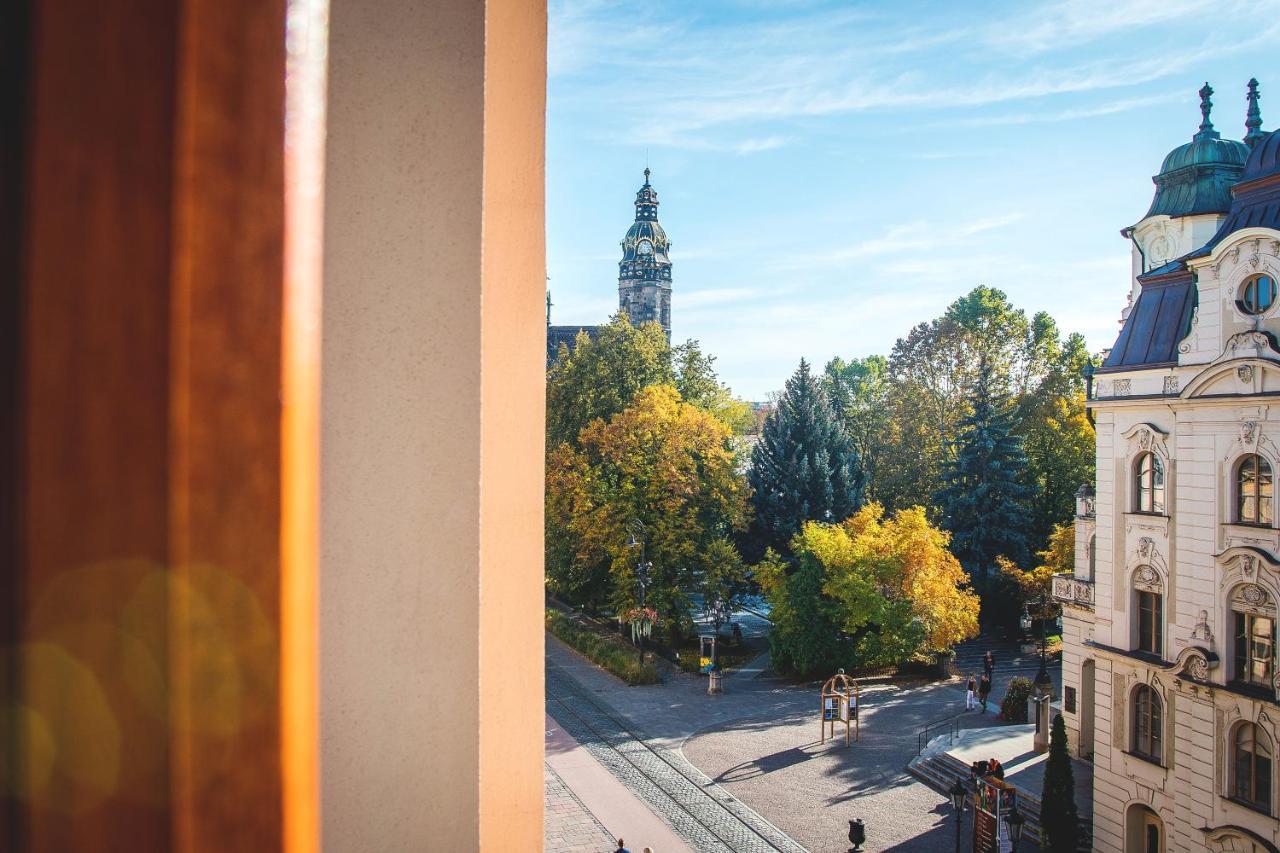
[1246,78,1265,148]
[643,166,651,185]
[1194,82,1220,141]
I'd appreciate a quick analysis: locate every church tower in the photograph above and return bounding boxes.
[617,168,673,340]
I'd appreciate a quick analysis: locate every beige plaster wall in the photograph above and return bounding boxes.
[319,0,545,849]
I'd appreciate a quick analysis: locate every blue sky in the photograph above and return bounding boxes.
[546,0,1280,400]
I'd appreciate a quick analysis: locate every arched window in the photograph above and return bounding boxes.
[1232,584,1275,688]
[1232,722,1272,813]
[1132,684,1163,763]
[1134,452,1165,514]
[1237,454,1274,526]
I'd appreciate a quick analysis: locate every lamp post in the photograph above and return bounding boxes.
[948,777,966,853]
[1022,601,1052,693]
[847,818,865,853]
[627,519,653,667]
[704,596,729,669]
[1005,805,1025,853]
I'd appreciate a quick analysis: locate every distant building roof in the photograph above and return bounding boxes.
[547,325,599,364]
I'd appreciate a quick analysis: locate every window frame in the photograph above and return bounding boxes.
[1230,721,1273,815]
[1239,273,1278,316]
[1136,587,1164,657]
[1132,684,1163,764]
[1134,452,1166,515]
[1236,453,1275,527]
[1232,609,1276,689]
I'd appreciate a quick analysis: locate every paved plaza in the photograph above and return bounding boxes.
[546,630,1062,852]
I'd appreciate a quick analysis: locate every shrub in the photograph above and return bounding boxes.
[1000,676,1034,722]
[546,609,660,685]
[1040,713,1080,853]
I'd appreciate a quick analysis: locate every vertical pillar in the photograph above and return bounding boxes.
[319,0,546,849]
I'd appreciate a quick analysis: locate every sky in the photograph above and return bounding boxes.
[546,0,1280,400]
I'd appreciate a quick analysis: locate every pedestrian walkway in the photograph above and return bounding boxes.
[546,715,691,853]
[545,764,617,853]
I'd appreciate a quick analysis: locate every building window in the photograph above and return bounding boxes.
[1239,274,1277,316]
[1134,452,1165,514]
[1234,609,1275,688]
[1232,722,1272,813]
[1237,454,1274,526]
[1136,588,1163,656]
[1089,534,1097,576]
[1132,684,1163,763]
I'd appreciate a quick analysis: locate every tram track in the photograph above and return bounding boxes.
[545,658,806,853]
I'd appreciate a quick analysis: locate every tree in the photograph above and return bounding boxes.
[936,361,1032,583]
[545,385,750,615]
[823,356,892,503]
[759,504,980,676]
[1041,713,1080,853]
[999,522,1074,620]
[748,359,862,555]
[546,315,751,450]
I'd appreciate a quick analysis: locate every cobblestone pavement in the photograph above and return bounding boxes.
[546,657,806,853]
[545,765,616,853]
[546,633,1059,853]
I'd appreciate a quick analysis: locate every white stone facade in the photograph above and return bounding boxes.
[1060,222,1280,851]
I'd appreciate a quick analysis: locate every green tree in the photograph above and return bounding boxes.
[823,355,892,503]
[545,385,750,615]
[1041,713,1081,853]
[748,359,862,555]
[935,361,1031,582]
[755,548,847,677]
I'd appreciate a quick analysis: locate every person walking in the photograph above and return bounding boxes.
[983,650,994,681]
[978,674,991,713]
[615,839,630,853]
[965,674,977,710]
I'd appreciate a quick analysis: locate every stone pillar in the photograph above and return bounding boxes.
[319,1,546,850]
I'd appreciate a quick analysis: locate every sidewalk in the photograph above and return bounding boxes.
[546,713,693,853]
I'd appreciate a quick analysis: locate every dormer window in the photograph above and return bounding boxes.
[1134,452,1165,514]
[636,239,653,256]
[1239,274,1276,316]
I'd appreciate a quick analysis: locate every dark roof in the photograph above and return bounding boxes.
[1100,266,1196,371]
[1143,84,1248,219]
[547,324,599,364]
[1187,129,1280,259]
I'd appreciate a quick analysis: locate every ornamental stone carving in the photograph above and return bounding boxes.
[1134,564,1161,591]
[1137,538,1154,559]
[1239,365,1255,383]
[1191,610,1213,642]
[1096,380,1111,398]
[1241,554,1258,582]
[1241,421,1258,445]
[1114,378,1131,396]
[1185,652,1209,681]
[1137,429,1153,450]
[1163,376,1180,394]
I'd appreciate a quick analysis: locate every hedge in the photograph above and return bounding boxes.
[546,609,660,685]
[1000,676,1034,722]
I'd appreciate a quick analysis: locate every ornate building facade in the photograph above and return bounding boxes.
[1057,81,1280,852]
[546,169,674,362]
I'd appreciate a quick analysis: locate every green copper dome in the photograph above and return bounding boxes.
[1145,83,1248,219]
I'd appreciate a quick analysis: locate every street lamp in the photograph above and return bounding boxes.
[1022,602,1052,691]
[847,818,865,853]
[627,519,653,667]
[1004,805,1025,853]
[704,596,729,668]
[948,777,966,853]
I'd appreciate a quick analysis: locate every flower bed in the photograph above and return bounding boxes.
[545,609,660,685]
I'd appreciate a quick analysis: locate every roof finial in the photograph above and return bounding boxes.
[1195,82,1220,141]
[643,166,651,185]
[1246,78,1265,148]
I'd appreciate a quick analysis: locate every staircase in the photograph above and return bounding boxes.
[908,734,1092,852]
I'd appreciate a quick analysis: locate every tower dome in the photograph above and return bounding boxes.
[1145,83,1249,219]
[617,168,673,339]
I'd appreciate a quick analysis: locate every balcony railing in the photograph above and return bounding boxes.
[1052,573,1094,609]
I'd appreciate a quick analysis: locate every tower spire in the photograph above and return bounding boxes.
[1194,82,1220,142]
[1246,78,1265,148]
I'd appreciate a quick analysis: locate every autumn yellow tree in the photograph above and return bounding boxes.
[546,384,751,617]
[763,503,980,674]
[999,521,1074,620]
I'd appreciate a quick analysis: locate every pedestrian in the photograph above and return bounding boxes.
[965,674,977,710]
[978,674,991,713]
[615,839,630,853]
[989,757,1004,780]
[983,650,994,680]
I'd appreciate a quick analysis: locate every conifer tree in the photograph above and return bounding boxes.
[748,359,862,554]
[1040,713,1080,853]
[935,360,1031,580]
